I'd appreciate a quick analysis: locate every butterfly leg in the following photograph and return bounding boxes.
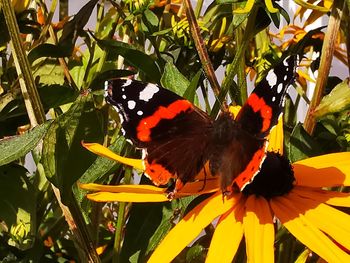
[166,179,185,200]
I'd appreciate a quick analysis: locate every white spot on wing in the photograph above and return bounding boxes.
[128,100,136,110]
[272,96,276,102]
[142,149,147,159]
[122,79,132,87]
[266,70,277,87]
[137,110,143,116]
[283,58,289,66]
[284,75,288,81]
[122,95,127,99]
[104,81,109,97]
[312,51,320,60]
[139,83,159,102]
[277,83,283,94]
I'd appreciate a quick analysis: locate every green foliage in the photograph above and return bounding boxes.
[0,0,349,262]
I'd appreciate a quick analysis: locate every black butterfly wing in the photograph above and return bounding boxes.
[105,79,213,188]
[224,56,296,191]
[236,56,296,138]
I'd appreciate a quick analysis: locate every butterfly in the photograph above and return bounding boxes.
[105,56,296,196]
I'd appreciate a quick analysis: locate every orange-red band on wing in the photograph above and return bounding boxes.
[246,93,272,133]
[136,100,193,142]
[234,146,267,190]
[144,160,175,186]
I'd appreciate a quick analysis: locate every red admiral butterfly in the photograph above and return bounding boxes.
[105,56,296,196]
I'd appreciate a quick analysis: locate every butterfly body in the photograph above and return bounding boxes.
[105,56,296,195]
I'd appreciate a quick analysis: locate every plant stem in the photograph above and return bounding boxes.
[1,0,46,126]
[211,6,257,117]
[96,3,120,75]
[194,0,204,18]
[234,20,247,105]
[303,0,345,134]
[184,0,222,103]
[112,168,132,263]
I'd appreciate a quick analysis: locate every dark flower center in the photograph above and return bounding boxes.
[242,152,295,198]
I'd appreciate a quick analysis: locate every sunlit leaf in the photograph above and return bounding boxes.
[0,121,51,166]
[96,39,161,82]
[0,164,35,250]
[314,80,350,118]
[42,95,105,204]
[288,123,324,162]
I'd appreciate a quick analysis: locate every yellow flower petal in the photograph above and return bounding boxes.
[206,204,244,263]
[271,196,350,262]
[234,0,255,14]
[264,0,279,13]
[293,153,350,187]
[288,191,350,251]
[82,142,145,170]
[79,183,169,202]
[79,183,166,194]
[244,195,274,263]
[293,0,330,12]
[87,191,169,202]
[267,115,284,154]
[292,186,350,208]
[228,105,241,118]
[177,177,219,197]
[148,193,241,263]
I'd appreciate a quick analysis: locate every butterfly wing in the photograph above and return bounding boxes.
[228,56,296,191]
[105,79,213,189]
[236,56,296,138]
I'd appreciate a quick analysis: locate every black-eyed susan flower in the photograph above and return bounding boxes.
[81,107,350,262]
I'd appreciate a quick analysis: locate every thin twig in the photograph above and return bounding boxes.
[112,168,132,263]
[2,1,100,261]
[303,0,345,134]
[1,0,46,125]
[184,0,222,105]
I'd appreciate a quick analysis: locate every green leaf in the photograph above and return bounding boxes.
[95,7,118,39]
[39,84,78,109]
[42,95,105,204]
[28,44,71,64]
[143,9,159,28]
[0,11,10,51]
[288,123,324,162]
[0,164,36,250]
[161,62,190,96]
[121,184,195,262]
[0,121,51,166]
[73,135,126,206]
[96,39,161,82]
[89,69,135,91]
[186,243,206,263]
[314,80,350,118]
[183,70,202,104]
[33,58,66,86]
[0,84,77,122]
[121,202,166,262]
[58,0,99,51]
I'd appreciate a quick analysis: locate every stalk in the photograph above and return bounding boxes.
[112,168,132,263]
[303,0,345,134]
[1,0,46,126]
[184,0,222,103]
[1,1,100,261]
